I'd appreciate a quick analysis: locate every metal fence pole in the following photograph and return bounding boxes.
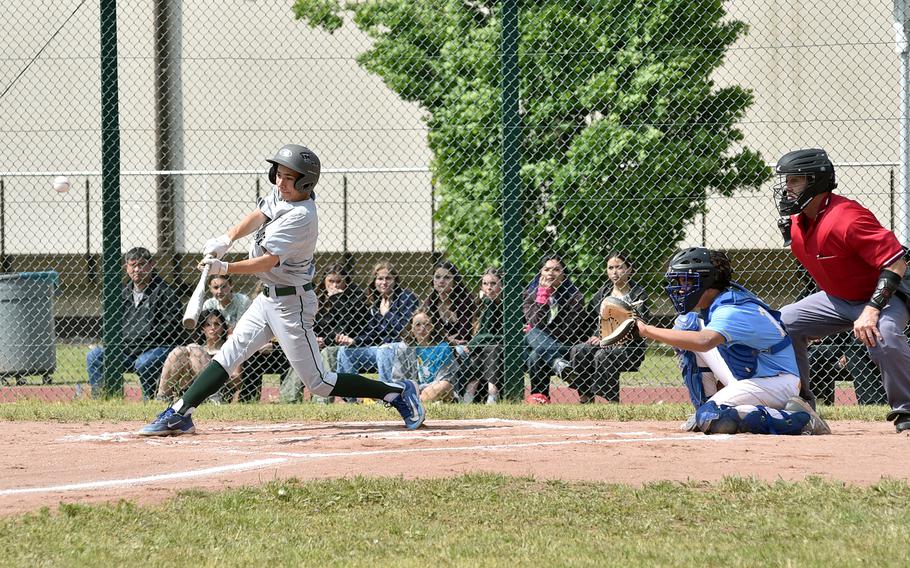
[99,0,124,398]
[86,179,96,281]
[500,0,524,401]
[0,178,7,273]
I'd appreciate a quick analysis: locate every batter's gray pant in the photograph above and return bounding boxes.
[781,291,910,419]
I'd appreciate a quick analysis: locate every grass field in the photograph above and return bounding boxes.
[0,353,898,566]
[12,344,689,388]
[0,397,888,423]
[1,474,908,566]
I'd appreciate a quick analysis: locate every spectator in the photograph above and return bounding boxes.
[335,261,419,390]
[522,254,588,404]
[315,263,370,371]
[423,260,476,347]
[156,309,240,402]
[282,263,370,403]
[390,308,459,403]
[86,247,183,399]
[201,274,251,331]
[200,274,256,403]
[464,267,504,404]
[553,252,650,403]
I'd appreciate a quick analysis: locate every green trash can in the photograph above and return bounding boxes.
[0,271,59,385]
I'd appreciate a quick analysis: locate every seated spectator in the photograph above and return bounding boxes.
[423,260,476,347]
[156,309,240,402]
[200,274,257,402]
[86,247,183,399]
[553,252,650,403]
[335,261,419,388]
[522,254,587,404]
[315,263,370,371]
[202,274,251,331]
[390,308,459,403]
[464,267,503,404]
[282,263,370,403]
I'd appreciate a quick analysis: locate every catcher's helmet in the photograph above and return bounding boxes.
[665,247,719,314]
[266,144,321,193]
[773,148,836,216]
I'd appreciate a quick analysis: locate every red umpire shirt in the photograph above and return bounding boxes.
[789,194,904,302]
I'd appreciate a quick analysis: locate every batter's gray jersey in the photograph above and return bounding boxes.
[213,187,336,398]
[250,189,318,287]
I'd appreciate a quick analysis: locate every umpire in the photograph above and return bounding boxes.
[775,148,910,432]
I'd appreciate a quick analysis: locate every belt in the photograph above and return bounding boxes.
[261,282,314,297]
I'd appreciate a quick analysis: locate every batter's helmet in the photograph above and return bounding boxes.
[665,247,729,314]
[773,148,836,216]
[266,144,321,192]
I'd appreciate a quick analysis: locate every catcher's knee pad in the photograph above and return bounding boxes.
[739,406,810,435]
[695,401,740,434]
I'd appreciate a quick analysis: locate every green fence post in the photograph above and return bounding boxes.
[500,0,523,401]
[99,0,124,398]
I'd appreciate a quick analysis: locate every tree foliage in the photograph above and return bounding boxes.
[294,0,770,291]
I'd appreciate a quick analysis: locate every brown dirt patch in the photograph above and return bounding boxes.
[0,418,906,516]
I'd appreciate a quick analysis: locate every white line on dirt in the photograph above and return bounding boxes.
[0,458,288,497]
[7,425,730,498]
[232,433,732,459]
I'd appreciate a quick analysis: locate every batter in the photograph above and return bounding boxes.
[139,145,425,435]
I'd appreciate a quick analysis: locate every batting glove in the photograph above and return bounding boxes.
[203,234,233,259]
[199,256,229,276]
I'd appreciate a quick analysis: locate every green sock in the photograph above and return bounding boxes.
[172,361,229,414]
[330,373,403,401]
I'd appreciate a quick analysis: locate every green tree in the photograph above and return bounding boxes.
[294,0,770,292]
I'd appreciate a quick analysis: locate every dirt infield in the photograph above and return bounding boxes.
[0,418,906,516]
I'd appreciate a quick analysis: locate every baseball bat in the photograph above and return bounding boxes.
[182,264,211,330]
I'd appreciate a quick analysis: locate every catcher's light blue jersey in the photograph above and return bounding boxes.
[706,302,799,378]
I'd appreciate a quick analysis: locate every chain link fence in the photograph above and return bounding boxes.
[0,0,903,405]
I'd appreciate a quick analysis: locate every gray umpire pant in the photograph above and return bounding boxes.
[781,291,910,419]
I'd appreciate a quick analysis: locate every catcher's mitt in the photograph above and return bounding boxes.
[598,296,642,347]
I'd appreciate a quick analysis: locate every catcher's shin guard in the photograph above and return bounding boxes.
[695,401,740,434]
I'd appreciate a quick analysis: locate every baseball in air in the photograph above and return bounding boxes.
[52,176,70,193]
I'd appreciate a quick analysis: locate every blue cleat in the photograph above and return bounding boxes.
[138,407,196,436]
[388,380,426,430]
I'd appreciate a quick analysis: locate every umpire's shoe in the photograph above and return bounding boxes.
[138,408,196,436]
[888,411,910,434]
[784,396,831,435]
[389,380,426,430]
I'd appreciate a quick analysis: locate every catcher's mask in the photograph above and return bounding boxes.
[267,144,321,193]
[773,148,836,216]
[665,247,716,314]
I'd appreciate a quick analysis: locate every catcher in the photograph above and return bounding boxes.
[552,252,649,403]
[615,247,831,435]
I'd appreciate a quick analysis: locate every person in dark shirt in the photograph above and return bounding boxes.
[553,252,650,403]
[522,254,587,404]
[464,267,504,404]
[86,247,183,399]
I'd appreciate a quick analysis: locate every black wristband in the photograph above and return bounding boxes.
[777,217,792,247]
[867,269,902,310]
